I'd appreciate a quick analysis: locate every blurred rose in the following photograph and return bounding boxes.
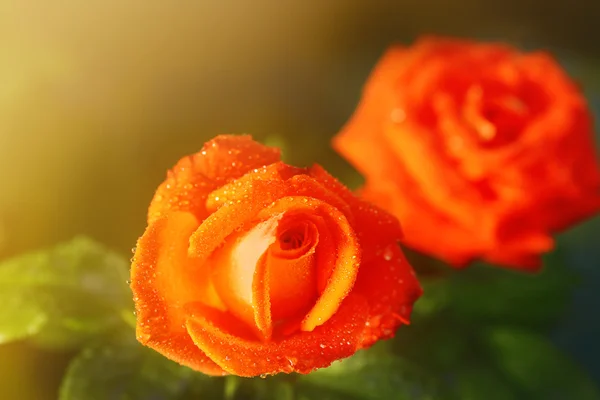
[334,37,600,270]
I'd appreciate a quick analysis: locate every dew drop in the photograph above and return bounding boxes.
[383,245,394,261]
[137,332,152,342]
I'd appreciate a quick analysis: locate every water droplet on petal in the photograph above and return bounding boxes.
[383,245,395,261]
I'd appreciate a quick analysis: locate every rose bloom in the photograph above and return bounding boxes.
[333,37,600,270]
[130,135,421,377]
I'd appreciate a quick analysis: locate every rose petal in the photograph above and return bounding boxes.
[206,162,305,212]
[353,243,422,347]
[383,122,489,228]
[131,212,225,375]
[186,294,369,377]
[266,217,319,322]
[210,214,283,338]
[188,179,286,263]
[254,196,361,331]
[211,212,321,339]
[252,252,273,339]
[305,166,423,345]
[284,174,354,225]
[148,135,280,224]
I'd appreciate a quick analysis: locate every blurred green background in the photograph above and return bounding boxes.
[1,1,599,399]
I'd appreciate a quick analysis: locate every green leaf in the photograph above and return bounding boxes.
[392,317,471,374]
[296,347,441,400]
[0,236,133,348]
[445,249,577,328]
[0,287,47,343]
[59,334,225,400]
[482,327,600,400]
[224,376,294,400]
[410,278,451,320]
[450,367,518,400]
[406,247,576,329]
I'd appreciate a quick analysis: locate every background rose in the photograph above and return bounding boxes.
[334,36,600,270]
[130,135,422,377]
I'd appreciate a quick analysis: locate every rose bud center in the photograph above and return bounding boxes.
[461,77,548,149]
[209,211,322,340]
[464,85,528,146]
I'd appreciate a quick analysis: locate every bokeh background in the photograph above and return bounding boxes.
[1,1,599,398]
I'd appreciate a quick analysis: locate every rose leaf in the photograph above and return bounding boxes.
[445,248,577,328]
[0,236,133,349]
[223,376,295,400]
[59,334,224,400]
[449,367,519,400]
[296,347,441,400]
[0,287,47,344]
[481,327,600,400]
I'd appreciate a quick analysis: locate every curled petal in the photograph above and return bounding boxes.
[255,196,361,332]
[148,135,280,224]
[131,212,225,375]
[188,179,287,264]
[252,252,273,339]
[264,216,319,321]
[210,214,283,339]
[305,166,422,344]
[206,162,305,212]
[284,174,354,226]
[186,295,369,377]
[210,210,322,340]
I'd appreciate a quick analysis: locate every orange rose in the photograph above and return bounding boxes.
[333,37,600,270]
[130,135,421,377]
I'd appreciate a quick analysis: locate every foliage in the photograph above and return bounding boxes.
[0,237,132,349]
